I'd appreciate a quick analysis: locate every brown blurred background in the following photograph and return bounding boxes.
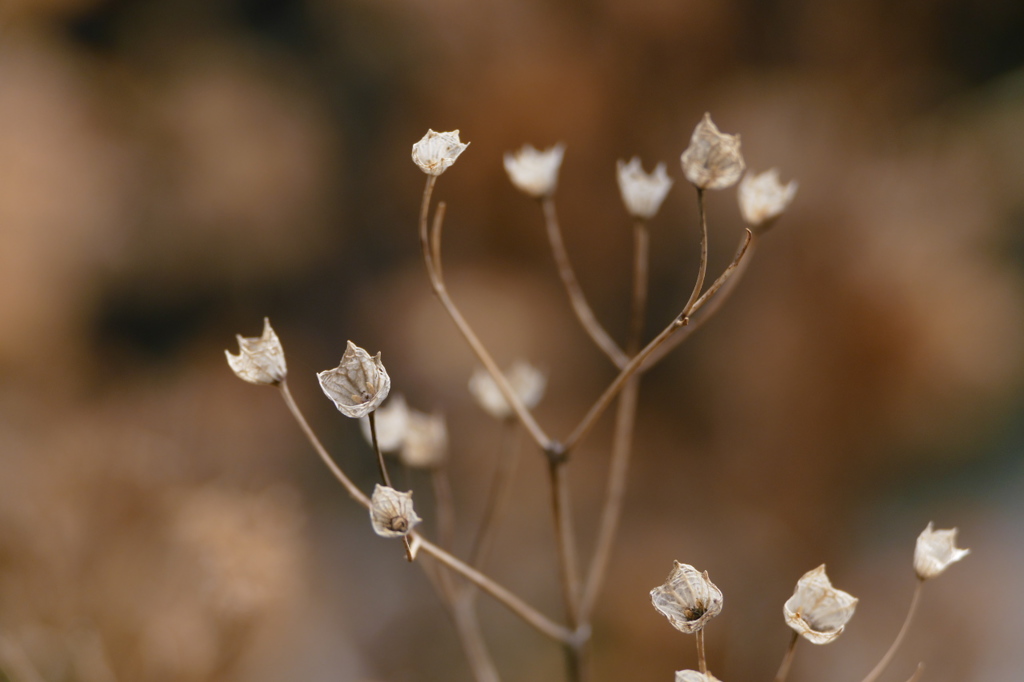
[1,0,1023,680]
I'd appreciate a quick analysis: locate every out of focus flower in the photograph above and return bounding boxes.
[318,341,391,418]
[225,317,287,386]
[468,361,547,420]
[503,143,566,198]
[738,169,798,227]
[676,671,722,682]
[412,129,469,176]
[681,113,745,190]
[914,522,969,580]
[650,561,723,634]
[616,157,674,220]
[400,410,448,469]
[369,484,421,538]
[359,394,409,452]
[783,565,857,644]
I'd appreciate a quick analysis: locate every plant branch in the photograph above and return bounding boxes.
[469,419,522,570]
[681,188,709,318]
[368,412,393,488]
[432,466,457,552]
[773,631,799,682]
[860,580,924,682]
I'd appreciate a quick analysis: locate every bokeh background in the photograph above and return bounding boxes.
[1,0,1023,680]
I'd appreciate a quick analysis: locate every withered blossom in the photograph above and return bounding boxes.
[468,361,547,420]
[616,157,674,220]
[225,317,287,386]
[318,341,391,419]
[400,409,448,469]
[680,113,745,190]
[738,168,798,227]
[650,561,724,634]
[412,129,469,176]
[503,143,566,198]
[783,565,857,644]
[676,671,722,682]
[914,522,969,580]
[369,484,421,538]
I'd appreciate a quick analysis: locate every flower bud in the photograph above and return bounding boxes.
[914,522,969,580]
[225,317,287,386]
[676,671,723,682]
[318,341,391,419]
[680,113,745,190]
[650,561,723,634]
[616,157,674,220]
[359,394,409,452]
[369,484,421,538]
[738,169,797,227]
[783,565,857,644]
[503,143,566,198]
[400,409,448,469]
[412,129,469,176]
[468,361,547,420]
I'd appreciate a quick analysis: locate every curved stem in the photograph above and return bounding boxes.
[368,412,393,488]
[696,629,708,674]
[860,580,924,682]
[549,461,582,629]
[773,631,799,682]
[681,188,709,317]
[451,592,502,682]
[541,197,628,368]
[469,419,522,570]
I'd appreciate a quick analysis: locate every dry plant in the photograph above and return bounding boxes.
[225,115,969,682]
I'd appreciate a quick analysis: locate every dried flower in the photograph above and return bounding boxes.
[783,565,857,644]
[650,561,724,634]
[318,341,391,419]
[738,169,798,227]
[412,129,469,176]
[680,113,745,190]
[359,394,409,452]
[676,671,722,682]
[616,157,674,220]
[468,361,547,420]
[369,484,421,538]
[225,317,287,386]
[503,143,566,198]
[914,522,970,580]
[400,409,448,469]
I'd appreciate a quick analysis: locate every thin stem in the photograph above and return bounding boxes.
[904,663,925,682]
[681,188,709,317]
[432,467,457,552]
[368,412,393,488]
[773,631,799,682]
[627,221,650,354]
[860,580,925,682]
[419,177,554,452]
[541,196,628,369]
[469,419,522,570]
[696,629,708,674]
[451,592,502,682]
[549,460,582,628]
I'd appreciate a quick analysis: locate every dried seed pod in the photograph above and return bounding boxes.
[359,394,409,452]
[503,143,566,198]
[616,157,674,220]
[399,409,448,469]
[412,129,469,176]
[680,113,745,190]
[369,484,421,538]
[650,561,724,634]
[225,317,287,386]
[468,361,547,420]
[676,671,723,682]
[783,565,858,644]
[914,522,969,580]
[318,341,391,419]
[738,168,798,227]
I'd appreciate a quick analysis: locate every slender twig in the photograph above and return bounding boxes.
[773,631,799,682]
[860,580,924,682]
[540,197,628,368]
[904,663,925,682]
[469,419,523,570]
[451,592,502,682]
[627,221,650,352]
[681,188,709,317]
[696,629,708,674]
[419,177,553,452]
[368,412,393,488]
[549,460,582,628]
[432,467,457,552]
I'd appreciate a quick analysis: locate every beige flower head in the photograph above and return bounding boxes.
[783,565,857,644]
[359,394,409,452]
[738,168,798,228]
[914,522,970,580]
[412,129,469,176]
[399,409,448,469]
[318,341,391,419]
[468,361,547,420]
[503,143,566,198]
[369,484,421,538]
[676,671,723,682]
[681,113,745,190]
[650,561,724,634]
[616,157,674,220]
[225,317,287,386]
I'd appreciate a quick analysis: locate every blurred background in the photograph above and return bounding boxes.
[1,0,1023,680]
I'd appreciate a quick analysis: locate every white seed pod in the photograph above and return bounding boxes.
[359,394,409,452]
[676,671,723,682]
[225,317,287,386]
[369,484,421,538]
[503,143,566,198]
[468,361,547,420]
[783,565,858,645]
[318,341,391,419]
[616,157,674,220]
[650,561,724,634]
[412,129,469,176]
[914,522,969,580]
[738,168,798,227]
[400,409,448,469]
[680,113,745,190]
